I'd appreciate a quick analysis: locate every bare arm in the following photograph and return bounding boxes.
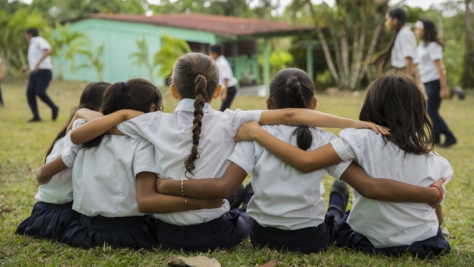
[436,206,444,225]
[136,172,224,213]
[156,163,248,199]
[258,109,389,135]
[235,122,342,173]
[434,59,449,99]
[341,163,443,204]
[70,109,143,144]
[406,57,414,76]
[36,156,68,184]
[66,109,104,132]
[221,79,229,101]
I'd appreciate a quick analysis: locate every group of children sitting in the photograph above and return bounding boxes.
[16,53,452,258]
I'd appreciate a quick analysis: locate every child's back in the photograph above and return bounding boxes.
[331,128,452,247]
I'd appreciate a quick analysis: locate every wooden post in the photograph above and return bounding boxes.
[263,38,270,95]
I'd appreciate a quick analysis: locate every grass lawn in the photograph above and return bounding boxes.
[1,78,473,266]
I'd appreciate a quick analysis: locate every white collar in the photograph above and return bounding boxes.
[174,99,213,114]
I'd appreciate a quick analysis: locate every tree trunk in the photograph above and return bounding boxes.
[463,0,474,88]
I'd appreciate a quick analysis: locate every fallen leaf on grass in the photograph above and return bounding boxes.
[167,255,221,267]
[260,260,278,267]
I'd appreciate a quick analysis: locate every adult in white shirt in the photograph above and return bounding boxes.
[415,19,457,148]
[20,28,58,122]
[209,44,238,111]
[371,8,425,96]
[0,57,4,106]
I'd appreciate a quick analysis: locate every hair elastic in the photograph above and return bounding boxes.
[397,20,403,25]
[121,81,127,92]
[300,124,308,129]
[193,141,199,145]
[196,72,205,76]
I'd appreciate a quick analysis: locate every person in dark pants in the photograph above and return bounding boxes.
[20,27,58,122]
[415,19,457,147]
[208,44,238,111]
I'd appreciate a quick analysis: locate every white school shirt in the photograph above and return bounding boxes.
[117,99,262,225]
[215,55,237,87]
[34,119,85,204]
[28,36,52,71]
[391,26,417,68]
[229,125,351,230]
[330,129,453,248]
[71,134,157,217]
[416,42,443,83]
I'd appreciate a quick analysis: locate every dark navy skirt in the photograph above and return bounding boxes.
[336,211,451,258]
[62,214,159,249]
[251,214,338,254]
[15,201,79,240]
[156,209,252,252]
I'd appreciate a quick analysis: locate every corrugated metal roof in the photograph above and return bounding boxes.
[83,13,315,38]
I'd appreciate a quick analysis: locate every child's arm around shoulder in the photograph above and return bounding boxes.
[258,109,389,134]
[36,156,68,184]
[70,109,143,144]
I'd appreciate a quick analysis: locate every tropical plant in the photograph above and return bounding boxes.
[76,44,105,81]
[154,33,191,80]
[129,36,156,83]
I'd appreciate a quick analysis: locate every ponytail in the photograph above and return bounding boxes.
[184,74,207,177]
[286,76,313,151]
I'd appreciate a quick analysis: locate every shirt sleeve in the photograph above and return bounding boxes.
[117,112,157,140]
[438,157,453,205]
[227,141,257,174]
[428,43,443,61]
[61,119,85,168]
[329,128,361,162]
[316,129,352,180]
[131,139,157,178]
[38,37,52,50]
[225,109,262,137]
[400,30,417,59]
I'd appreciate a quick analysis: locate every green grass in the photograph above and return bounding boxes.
[1,79,473,266]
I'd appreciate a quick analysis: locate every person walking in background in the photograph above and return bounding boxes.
[0,57,4,107]
[415,19,457,148]
[20,27,58,122]
[208,44,238,111]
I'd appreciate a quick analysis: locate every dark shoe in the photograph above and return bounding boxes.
[52,107,59,121]
[440,138,457,148]
[28,118,41,123]
[451,86,465,100]
[328,180,349,215]
[229,184,245,210]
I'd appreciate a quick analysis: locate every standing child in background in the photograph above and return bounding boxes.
[154,68,445,254]
[372,8,425,96]
[235,74,452,258]
[63,79,220,249]
[15,82,109,240]
[415,19,457,148]
[209,44,238,111]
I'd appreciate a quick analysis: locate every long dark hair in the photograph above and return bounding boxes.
[44,82,110,162]
[171,53,219,177]
[359,74,434,156]
[419,19,444,49]
[82,78,163,149]
[372,8,408,69]
[269,68,315,151]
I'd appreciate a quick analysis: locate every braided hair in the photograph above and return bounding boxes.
[171,53,219,177]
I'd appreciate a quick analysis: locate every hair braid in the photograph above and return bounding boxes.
[286,76,307,108]
[184,74,208,177]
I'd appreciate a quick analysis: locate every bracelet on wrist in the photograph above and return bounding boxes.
[429,185,442,205]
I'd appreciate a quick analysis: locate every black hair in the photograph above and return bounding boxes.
[44,82,110,162]
[26,27,39,37]
[171,53,219,177]
[82,78,163,149]
[372,8,408,69]
[209,44,223,56]
[269,68,316,151]
[360,74,434,156]
[419,19,444,49]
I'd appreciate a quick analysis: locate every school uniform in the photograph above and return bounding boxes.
[26,36,57,120]
[15,120,84,240]
[417,42,456,144]
[215,55,238,111]
[62,130,159,249]
[117,99,261,252]
[228,125,351,253]
[330,128,452,258]
[389,26,425,96]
